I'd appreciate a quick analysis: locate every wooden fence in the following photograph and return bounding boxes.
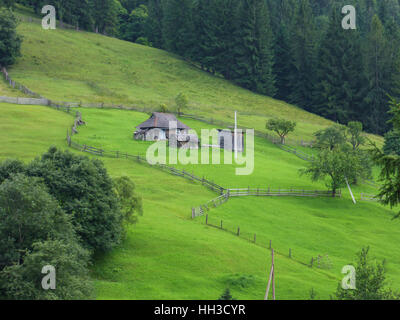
[180,113,315,148]
[360,193,378,201]
[226,188,340,198]
[67,132,225,194]
[191,194,229,218]
[1,67,44,98]
[197,213,326,268]
[277,144,315,162]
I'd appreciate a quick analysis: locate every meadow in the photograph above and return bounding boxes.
[0,9,397,300]
[0,102,344,299]
[68,105,400,294]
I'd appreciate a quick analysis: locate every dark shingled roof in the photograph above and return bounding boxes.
[136,112,191,130]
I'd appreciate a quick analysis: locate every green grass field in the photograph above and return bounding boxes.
[0,9,397,300]
[1,102,398,300]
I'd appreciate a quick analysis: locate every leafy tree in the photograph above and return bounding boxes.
[25,147,124,253]
[0,158,25,183]
[266,118,296,144]
[113,176,143,224]
[347,121,366,150]
[175,92,188,116]
[218,288,236,300]
[300,148,368,197]
[0,7,22,67]
[333,247,400,300]
[0,174,75,269]
[314,125,347,150]
[0,239,93,300]
[120,4,148,43]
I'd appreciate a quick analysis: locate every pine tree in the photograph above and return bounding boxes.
[363,15,392,134]
[287,0,316,110]
[314,7,367,123]
[146,0,163,48]
[273,23,293,100]
[231,0,275,96]
[162,0,195,58]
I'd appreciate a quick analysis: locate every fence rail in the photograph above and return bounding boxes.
[226,188,340,198]
[360,193,378,201]
[277,144,315,162]
[192,194,229,218]
[180,113,315,148]
[67,132,225,194]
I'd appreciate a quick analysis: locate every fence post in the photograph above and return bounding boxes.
[254,234,256,243]
[269,240,272,249]
[206,214,208,225]
[289,248,292,258]
[191,208,195,219]
[237,227,240,236]
[220,220,223,229]
[310,257,314,268]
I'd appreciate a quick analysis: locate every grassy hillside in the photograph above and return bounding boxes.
[7,17,382,144]
[0,102,346,300]
[66,106,398,299]
[1,10,396,300]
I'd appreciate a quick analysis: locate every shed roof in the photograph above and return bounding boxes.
[136,112,191,130]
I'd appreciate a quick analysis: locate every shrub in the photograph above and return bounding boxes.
[25,147,124,253]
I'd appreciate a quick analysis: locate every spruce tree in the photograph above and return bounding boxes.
[363,15,392,134]
[162,0,195,58]
[314,7,367,123]
[146,0,163,48]
[231,0,275,96]
[287,0,316,110]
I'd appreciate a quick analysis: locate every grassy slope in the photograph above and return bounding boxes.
[8,18,382,144]
[1,11,395,299]
[0,102,342,300]
[69,106,400,299]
